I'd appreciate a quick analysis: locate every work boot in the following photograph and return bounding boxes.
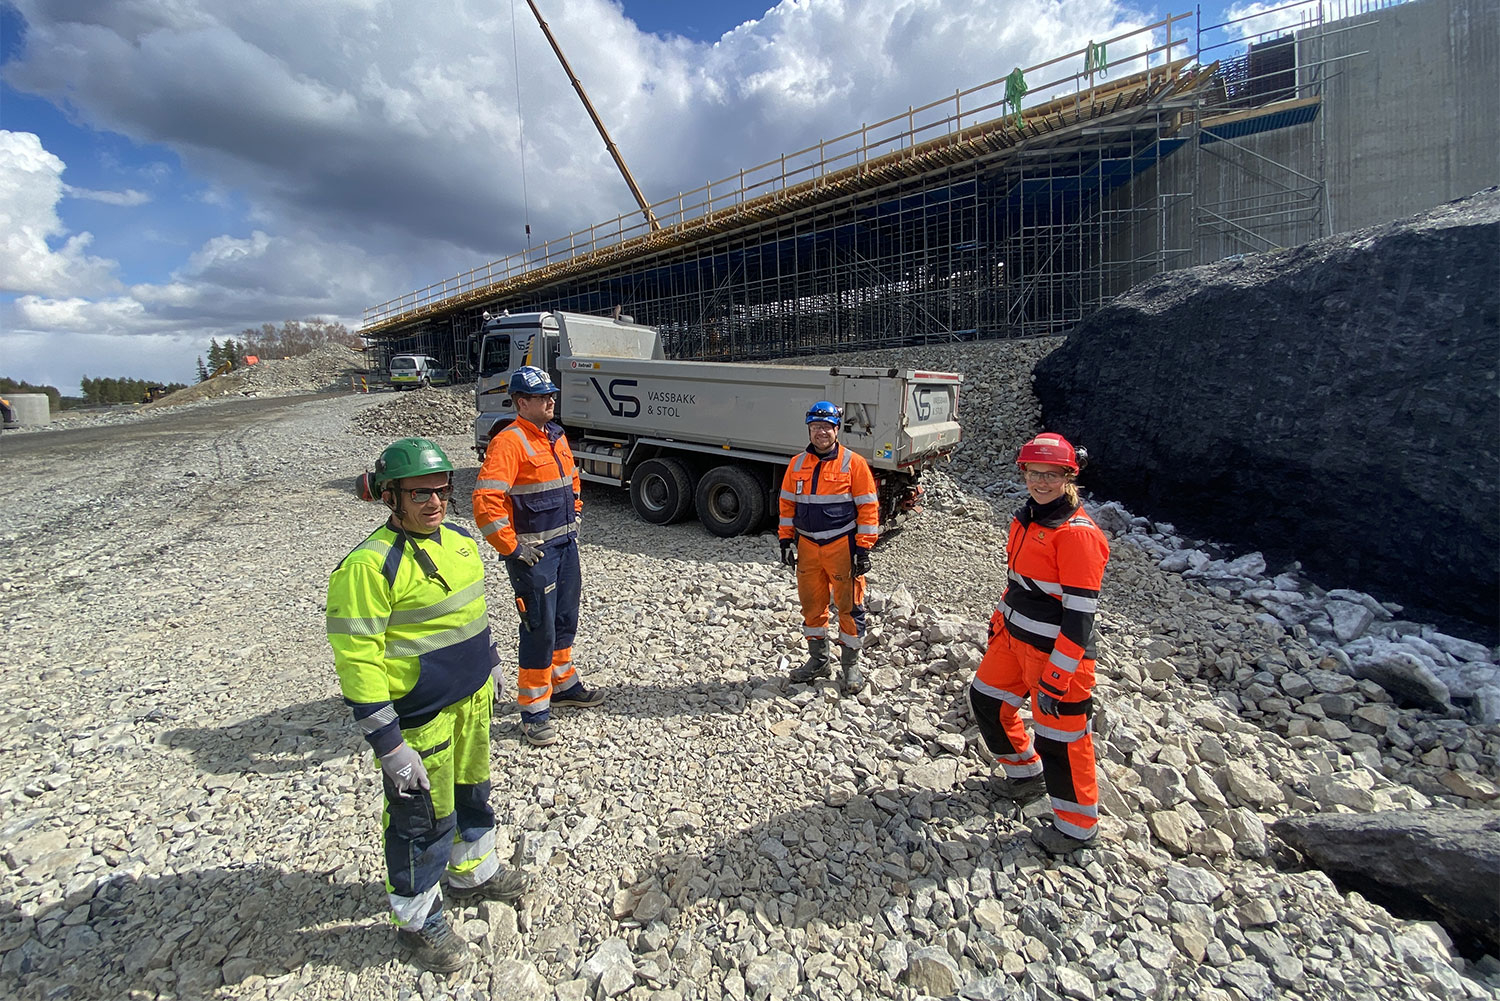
[552,681,605,709]
[520,718,558,747]
[1032,822,1095,856]
[448,867,530,906]
[989,773,1047,804]
[395,912,472,973]
[839,645,865,695]
[789,638,831,684]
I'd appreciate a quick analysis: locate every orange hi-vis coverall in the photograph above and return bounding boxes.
[472,417,583,722]
[778,443,879,650]
[969,496,1110,841]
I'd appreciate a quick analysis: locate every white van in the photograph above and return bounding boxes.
[388,354,440,390]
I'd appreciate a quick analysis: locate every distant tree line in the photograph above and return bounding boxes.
[0,377,63,411]
[196,319,360,381]
[80,377,188,405]
[2,319,363,408]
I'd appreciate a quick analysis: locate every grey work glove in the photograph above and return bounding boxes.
[507,542,543,566]
[779,539,797,568]
[490,663,507,700]
[852,547,872,576]
[379,743,430,798]
[1035,691,1063,718]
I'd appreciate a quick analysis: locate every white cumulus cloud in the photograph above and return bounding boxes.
[0,131,124,297]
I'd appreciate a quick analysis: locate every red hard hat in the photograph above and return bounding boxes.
[1016,433,1081,474]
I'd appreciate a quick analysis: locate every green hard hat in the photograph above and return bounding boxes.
[373,437,454,490]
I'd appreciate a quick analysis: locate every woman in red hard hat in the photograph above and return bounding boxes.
[969,432,1111,854]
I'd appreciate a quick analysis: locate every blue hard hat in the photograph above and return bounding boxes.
[508,365,558,396]
[805,400,842,425]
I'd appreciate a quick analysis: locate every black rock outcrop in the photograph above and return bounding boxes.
[1034,189,1500,641]
[1272,810,1500,956]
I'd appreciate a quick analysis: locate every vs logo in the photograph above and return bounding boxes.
[590,377,641,418]
[912,388,949,422]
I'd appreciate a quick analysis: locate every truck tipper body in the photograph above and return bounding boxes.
[473,311,961,537]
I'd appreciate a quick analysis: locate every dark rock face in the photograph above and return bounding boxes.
[1272,810,1500,956]
[1034,189,1500,642]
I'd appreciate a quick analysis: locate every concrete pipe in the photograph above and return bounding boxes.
[2,394,52,427]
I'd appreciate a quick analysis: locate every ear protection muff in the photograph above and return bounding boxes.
[355,471,378,501]
[1074,446,1089,473]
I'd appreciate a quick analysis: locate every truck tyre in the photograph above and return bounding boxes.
[630,457,694,525]
[695,465,765,537]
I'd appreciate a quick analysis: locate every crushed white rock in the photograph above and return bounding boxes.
[0,338,1496,1001]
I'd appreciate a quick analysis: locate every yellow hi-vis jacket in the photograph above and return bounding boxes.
[326,521,498,756]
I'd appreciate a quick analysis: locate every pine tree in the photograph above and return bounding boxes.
[196,357,209,382]
[207,339,223,370]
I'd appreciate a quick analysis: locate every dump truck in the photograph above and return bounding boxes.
[472,311,962,537]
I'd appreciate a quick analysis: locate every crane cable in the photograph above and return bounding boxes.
[509,0,533,253]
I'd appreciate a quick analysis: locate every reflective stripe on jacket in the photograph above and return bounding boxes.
[326,521,497,756]
[778,443,879,546]
[999,502,1110,698]
[472,418,582,555]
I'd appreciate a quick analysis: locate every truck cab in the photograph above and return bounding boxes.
[474,311,660,455]
[474,313,560,446]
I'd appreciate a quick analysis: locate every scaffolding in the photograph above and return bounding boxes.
[361,2,1411,372]
[1189,0,1405,259]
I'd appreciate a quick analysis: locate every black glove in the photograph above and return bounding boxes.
[779,539,797,568]
[852,547,872,576]
[1035,690,1063,718]
[508,542,543,566]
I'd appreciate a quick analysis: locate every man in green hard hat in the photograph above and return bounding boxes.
[327,437,529,973]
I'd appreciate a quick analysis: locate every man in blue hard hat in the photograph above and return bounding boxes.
[473,366,604,748]
[778,400,880,695]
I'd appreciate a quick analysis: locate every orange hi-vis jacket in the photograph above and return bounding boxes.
[999,499,1110,700]
[778,443,879,548]
[473,418,582,556]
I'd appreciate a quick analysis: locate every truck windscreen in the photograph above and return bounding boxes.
[479,336,511,377]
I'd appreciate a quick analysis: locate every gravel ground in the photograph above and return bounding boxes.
[2,340,1497,1001]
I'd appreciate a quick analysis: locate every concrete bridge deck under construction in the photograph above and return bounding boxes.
[359,0,1498,374]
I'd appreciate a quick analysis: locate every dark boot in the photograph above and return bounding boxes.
[448,867,530,906]
[789,638,831,683]
[1032,822,1095,855]
[395,912,472,973]
[840,645,864,695]
[989,774,1047,803]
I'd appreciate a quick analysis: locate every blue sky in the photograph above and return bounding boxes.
[1,0,1263,394]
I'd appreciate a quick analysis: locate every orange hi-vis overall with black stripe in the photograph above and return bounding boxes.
[779,443,879,650]
[969,496,1110,840]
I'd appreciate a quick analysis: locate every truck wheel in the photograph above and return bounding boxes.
[630,457,693,525]
[695,465,765,537]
